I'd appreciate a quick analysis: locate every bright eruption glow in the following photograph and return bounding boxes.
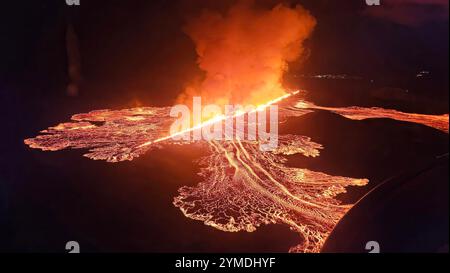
[178,0,316,106]
[139,91,298,148]
[24,92,448,252]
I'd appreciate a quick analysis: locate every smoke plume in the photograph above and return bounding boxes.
[179,0,316,106]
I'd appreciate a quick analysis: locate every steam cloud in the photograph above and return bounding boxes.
[179,0,316,106]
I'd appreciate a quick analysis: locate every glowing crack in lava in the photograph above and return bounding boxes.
[24,92,449,252]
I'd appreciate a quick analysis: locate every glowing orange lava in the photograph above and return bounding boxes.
[296,100,449,133]
[24,93,448,252]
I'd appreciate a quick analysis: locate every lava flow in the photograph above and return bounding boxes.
[295,100,449,133]
[24,91,449,252]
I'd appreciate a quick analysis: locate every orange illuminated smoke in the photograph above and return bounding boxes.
[178,1,316,106]
[24,92,448,252]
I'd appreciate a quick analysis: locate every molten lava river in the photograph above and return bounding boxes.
[25,93,449,253]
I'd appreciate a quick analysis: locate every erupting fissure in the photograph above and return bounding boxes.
[139,91,297,148]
